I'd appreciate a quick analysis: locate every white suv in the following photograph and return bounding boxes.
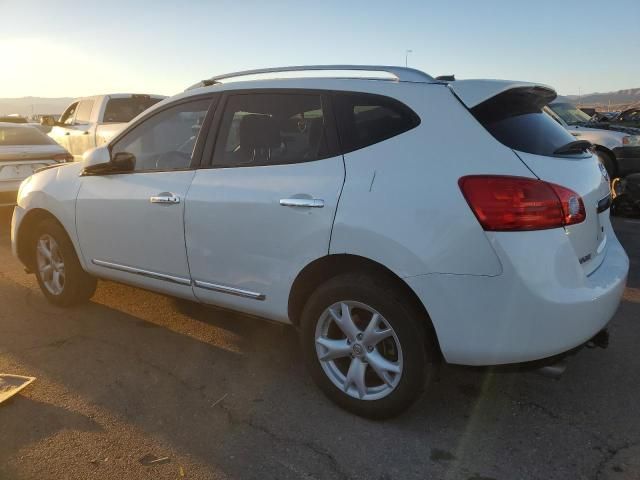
[11,66,629,418]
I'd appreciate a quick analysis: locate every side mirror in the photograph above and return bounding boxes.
[83,148,136,175]
[82,146,112,174]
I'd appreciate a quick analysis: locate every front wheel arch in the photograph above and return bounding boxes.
[17,209,73,272]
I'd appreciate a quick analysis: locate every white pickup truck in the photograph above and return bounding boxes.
[48,94,166,160]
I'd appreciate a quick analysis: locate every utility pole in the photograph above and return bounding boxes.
[405,49,413,67]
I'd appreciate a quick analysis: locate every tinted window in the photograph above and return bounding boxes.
[75,99,94,123]
[213,93,332,167]
[0,126,56,146]
[472,89,579,158]
[103,96,164,123]
[333,93,420,154]
[111,99,211,171]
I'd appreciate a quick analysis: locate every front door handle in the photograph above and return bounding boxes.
[280,198,324,208]
[150,192,181,204]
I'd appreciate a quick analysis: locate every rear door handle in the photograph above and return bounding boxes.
[150,192,181,204]
[280,198,324,208]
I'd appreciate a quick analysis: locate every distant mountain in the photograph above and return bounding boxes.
[565,88,640,109]
[0,97,74,117]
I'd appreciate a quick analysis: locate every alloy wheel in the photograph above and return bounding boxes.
[36,234,65,295]
[315,301,403,400]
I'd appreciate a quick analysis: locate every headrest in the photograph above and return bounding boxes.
[239,114,281,149]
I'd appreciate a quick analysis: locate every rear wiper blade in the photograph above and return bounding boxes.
[553,140,593,155]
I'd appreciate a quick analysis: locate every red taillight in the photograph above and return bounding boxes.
[458,175,586,231]
[53,153,73,163]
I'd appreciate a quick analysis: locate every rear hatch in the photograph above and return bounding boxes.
[451,81,611,275]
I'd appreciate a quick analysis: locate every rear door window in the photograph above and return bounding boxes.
[332,93,420,154]
[103,96,164,123]
[212,93,336,167]
[472,89,581,158]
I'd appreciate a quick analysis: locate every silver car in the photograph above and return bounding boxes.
[0,123,72,207]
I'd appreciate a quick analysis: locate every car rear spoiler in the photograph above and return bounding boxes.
[449,80,557,109]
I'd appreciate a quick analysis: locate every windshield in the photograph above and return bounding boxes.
[548,102,592,125]
[0,125,57,146]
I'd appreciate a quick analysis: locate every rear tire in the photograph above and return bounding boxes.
[33,219,97,306]
[300,273,435,419]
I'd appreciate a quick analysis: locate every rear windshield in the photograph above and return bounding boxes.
[103,96,163,123]
[472,88,580,158]
[0,126,56,146]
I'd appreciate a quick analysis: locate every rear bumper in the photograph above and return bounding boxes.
[613,146,640,176]
[406,221,628,366]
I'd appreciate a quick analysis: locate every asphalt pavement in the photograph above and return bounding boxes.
[1,207,639,480]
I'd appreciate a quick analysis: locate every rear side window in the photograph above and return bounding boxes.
[103,96,163,123]
[0,126,56,146]
[472,88,579,157]
[75,99,94,123]
[333,93,420,154]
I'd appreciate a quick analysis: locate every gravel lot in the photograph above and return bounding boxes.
[1,207,639,480]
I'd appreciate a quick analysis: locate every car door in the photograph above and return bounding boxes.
[66,98,96,159]
[185,91,345,321]
[49,101,78,152]
[76,96,215,299]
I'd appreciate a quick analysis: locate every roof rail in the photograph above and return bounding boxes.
[187,65,435,90]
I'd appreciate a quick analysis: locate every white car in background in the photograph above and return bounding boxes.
[545,99,640,178]
[11,66,628,418]
[48,94,166,161]
[0,123,71,207]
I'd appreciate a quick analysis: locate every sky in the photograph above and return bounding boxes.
[1,0,639,98]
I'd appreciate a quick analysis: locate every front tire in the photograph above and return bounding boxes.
[300,273,434,419]
[33,219,97,306]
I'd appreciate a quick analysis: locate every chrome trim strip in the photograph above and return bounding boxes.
[91,259,192,286]
[193,280,266,300]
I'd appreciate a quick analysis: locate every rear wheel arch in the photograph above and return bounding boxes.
[288,253,443,360]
